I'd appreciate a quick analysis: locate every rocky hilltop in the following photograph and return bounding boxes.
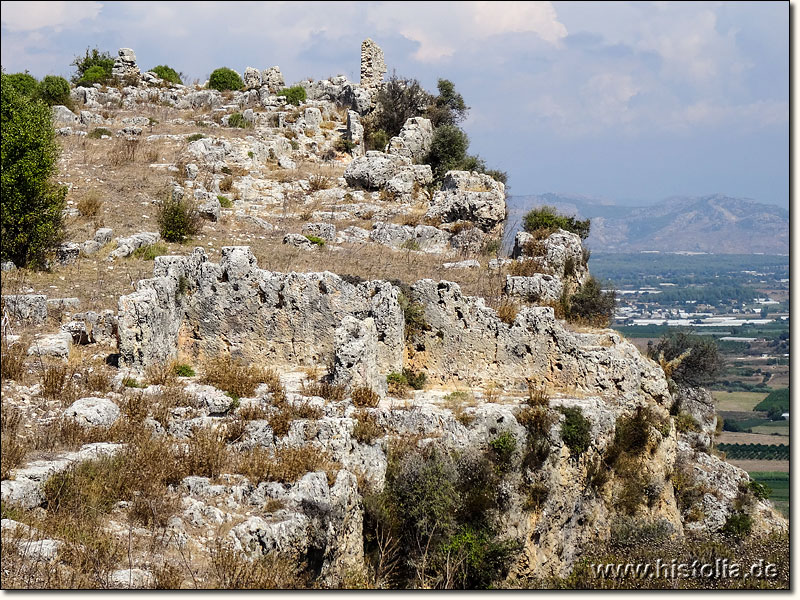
[508,193,789,254]
[0,42,788,589]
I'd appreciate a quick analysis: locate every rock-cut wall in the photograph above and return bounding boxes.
[118,247,669,403]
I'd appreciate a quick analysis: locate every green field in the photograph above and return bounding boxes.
[753,388,789,412]
[750,420,790,437]
[748,471,789,517]
[713,391,769,412]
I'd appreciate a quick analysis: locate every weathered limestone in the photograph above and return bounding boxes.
[111,48,140,82]
[346,110,364,156]
[261,66,285,93]
[386,117,433,163]
[243,67,262,90]
[426,171,506,233]
[344,151,432,197]
[63,397,121,428]
[332,316,385,394]
[3,295,48,325]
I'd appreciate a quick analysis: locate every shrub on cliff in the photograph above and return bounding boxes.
[1,73,67,269]
[150,64,183,85]
[208,67,243,92]
[523,205,590,239]
[647,332,722,387]
[566,276,616,327]
[368,74,430,139]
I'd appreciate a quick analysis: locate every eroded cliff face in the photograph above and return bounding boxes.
[112,244,785,583]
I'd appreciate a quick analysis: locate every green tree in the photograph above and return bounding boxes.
[276,85,306,106]
[425,124,469,182]
[368,74,431,139]
[71,47,114,85]
[522,205,591,239]
[1,73,67,268]
[427,78,468,127]
[647,331,722,387]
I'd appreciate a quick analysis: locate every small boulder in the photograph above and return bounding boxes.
[63,397,121,428]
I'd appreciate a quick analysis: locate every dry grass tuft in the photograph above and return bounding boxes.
[236,445,335,484]
[210,541,308,589]
[77,191,104,219]
[526,378,550,408]
[301,380,347,402]
[201,355,274,399]
[182,426,230,478]
[352,409,382,444]
[1,337,27,382]
[268,395,323,437]
[352,386,380,408]
[1,403,26,479]
[496,301,519,325]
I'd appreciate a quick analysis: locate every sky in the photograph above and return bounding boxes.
[0,1,789,207]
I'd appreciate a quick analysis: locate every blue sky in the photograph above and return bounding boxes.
[0,1,789,207]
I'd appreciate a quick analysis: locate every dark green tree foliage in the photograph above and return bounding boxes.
[567,276,616,327]
[71,47,114,85]
[364,443,519,588]
[426,78,468,127]
[522,205,591,239]
[647,331,722,387]
[1,73,67,268]
[36,75,71,107]
[208,67,243,92]
[370,74,431,139]
[277,85,306,106]
[150,65,183,85]
[425,124,469,182]
[4,72,38,97]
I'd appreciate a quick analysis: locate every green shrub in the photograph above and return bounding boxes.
[425,124,469,183]
[37,75,72,107]
[77,65,108,87]
[131,242,168,261]
[187,133,205,142]
[71,47,114,85]
[721,511,752,538]
[753,387,788,413]
[156,193,203,243]
[522,205,590,239]
[647,332,722,387]
[365,128,389,151]
[88,127,112,139]
[675,412,700,433]
[517,406,555,470]
[352,386,380,408]
[277,85,306,106]
[488,431,517,472]
[334,137,356,154]
[403,368,427,390]
[4,72,38,97]
[150,65,182,85]
[216,195,232,208]
[748,480,771,501]
[1,73,67,269]
[122,377,142,388]
[560,406,591,457]
[386,371,408,395]
[304,234,325,246]
[208,67,243,92]
[565,276,616,327]
[227,112,250,128]
[398,291,429,339]
[174,363,195,377]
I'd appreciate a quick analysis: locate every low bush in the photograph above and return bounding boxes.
[517,406,555,470]
[565,276,616,327]
[208,67,243,91]
[398,292,429,340]
[227,112,250,129]
[37,75,72,107]
[187,132,205,142]
[403,368,427,390]
[150,64,182,85]
[353,409,382,444]
[156,193,203,243]
[522,205,590,240]
[675,412,700,433]
[71,47,114,85]
[488,431,517,473]
[77,65,108,87]
[559,406,591,457]
[88,127,112,139]
[300,380,346,402]
[721,511,753,538]
[216,194,233,208]
[387,371,408,396]
[304,234,326,247]
[131,242,168,261]
[277,85,306,106]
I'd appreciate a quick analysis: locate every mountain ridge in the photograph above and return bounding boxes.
[506,193,789,254]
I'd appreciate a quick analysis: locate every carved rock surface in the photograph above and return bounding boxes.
[426,171,506,233]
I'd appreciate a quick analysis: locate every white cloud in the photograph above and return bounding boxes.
[0,0,102,32]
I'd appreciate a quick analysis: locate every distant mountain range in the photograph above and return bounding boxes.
[505,194,789,255]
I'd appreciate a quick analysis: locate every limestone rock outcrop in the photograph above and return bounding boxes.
[426,171,506,233]
[111,48,140,82]
[387,117,433,163]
